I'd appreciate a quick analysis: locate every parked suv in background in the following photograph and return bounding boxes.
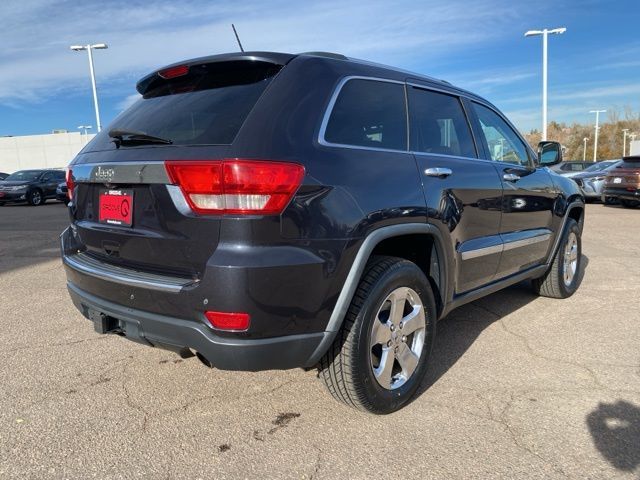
[550,161,592,177]
[603,156,640,208]
[571,160,622,202]
[61,52,585,413]
[0,169,65,205]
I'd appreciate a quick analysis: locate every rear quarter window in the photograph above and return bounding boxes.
[323,79,407,151]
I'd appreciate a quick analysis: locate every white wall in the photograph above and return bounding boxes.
[0,132,96,173]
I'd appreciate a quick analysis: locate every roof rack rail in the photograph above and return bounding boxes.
[298,51,347,60]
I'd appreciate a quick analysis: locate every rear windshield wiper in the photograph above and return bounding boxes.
[109,129,173,148]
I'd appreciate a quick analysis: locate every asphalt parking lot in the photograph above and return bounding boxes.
[0,201,638,479]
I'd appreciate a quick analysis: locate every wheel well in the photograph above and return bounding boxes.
[370,234,444,316]
[568,205,584,230]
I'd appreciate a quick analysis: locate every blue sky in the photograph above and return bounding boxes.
[1,0,639,136]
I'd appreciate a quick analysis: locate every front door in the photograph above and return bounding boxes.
[469,101,558,278]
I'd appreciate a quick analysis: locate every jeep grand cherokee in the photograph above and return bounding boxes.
[61,51,585,413]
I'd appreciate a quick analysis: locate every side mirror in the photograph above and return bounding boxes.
[537,141,563,166]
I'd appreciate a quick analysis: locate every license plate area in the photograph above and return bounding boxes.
[99,189,134,226]
[613,177,622,184]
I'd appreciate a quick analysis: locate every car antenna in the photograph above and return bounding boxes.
[232,24,244,52]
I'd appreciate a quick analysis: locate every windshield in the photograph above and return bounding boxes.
[88,61,281,151]
[4,171,41,182]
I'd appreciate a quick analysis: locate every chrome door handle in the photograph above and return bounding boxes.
[424,167,452,178]
[503,173,521,182]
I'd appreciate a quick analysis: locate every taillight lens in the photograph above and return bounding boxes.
[158,64,189,79]
[65,167,74,200]
[165,160,304,215]
[204,311,250,331]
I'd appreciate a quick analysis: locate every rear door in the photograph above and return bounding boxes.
[408,84,504,294]
[468,101,557,278]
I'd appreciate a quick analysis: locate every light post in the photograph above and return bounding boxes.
[583,137,588,161]
[77,125,92,144]
[622,128,629,157]
[70,43,108,132]
[524,27,567,141]
[589,109,606,162]
[77,125,92,136]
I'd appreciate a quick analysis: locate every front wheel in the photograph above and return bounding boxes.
[533,218,582,298]
[319,256,437,414]
[28,189,43,206]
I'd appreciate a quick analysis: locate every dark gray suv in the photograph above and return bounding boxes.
[61,51,585,413]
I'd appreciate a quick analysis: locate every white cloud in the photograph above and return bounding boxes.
[0,0,535,105]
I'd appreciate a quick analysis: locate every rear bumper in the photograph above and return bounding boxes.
[603,187,640,201]
[67,281,327,371]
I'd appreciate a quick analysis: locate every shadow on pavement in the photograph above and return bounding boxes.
[417,254,589,396]
[586,400,640,472]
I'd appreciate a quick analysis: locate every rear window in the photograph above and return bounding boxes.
[89,61,281,149]
[323,79,407,151]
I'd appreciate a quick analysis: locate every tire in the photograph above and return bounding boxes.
[532,218,582,298]
[28,189,43,206]
[602,196,616,205]
[620,199,639,209]
[319,255,437,414]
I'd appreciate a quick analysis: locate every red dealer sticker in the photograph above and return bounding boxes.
[99,189,133,226]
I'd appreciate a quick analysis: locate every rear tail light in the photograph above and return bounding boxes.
[65,167,74,200]
[165,160,304,215]
[204,311,250,331]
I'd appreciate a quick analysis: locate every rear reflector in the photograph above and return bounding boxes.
[205,311,250,331]
[65,167,74,200]
[158,65,189,79]
[165,160,304,215]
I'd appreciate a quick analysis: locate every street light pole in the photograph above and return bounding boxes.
[589,110,606,162]
[583,137,588,161]
[622,128,629,157]
[70,43,108,132]
[525,27,566,141]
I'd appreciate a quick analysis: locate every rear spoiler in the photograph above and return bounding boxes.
[136,51,295,95]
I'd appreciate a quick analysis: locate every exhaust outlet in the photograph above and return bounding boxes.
[196,351,214,368]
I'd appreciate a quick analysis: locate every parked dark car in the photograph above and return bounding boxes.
[603,156,640,208]
[0,172,9,180]
[61,51,585,413]
[0,169,66,205]
[571,160,622,202]
[56,182,69,203]
[550,161,592,177]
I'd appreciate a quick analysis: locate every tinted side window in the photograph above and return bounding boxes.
[408,87,476,158]
[324,79,407,151]
[472,103,530,167]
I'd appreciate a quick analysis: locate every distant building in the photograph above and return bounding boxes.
[630,140,640,156]
[0,131,95,173]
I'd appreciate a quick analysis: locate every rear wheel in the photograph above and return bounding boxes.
[28,189,43,206]
[533,218,582,298]
[319,256,436,414]
[620,199,639,209]
[602,195,616,205]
